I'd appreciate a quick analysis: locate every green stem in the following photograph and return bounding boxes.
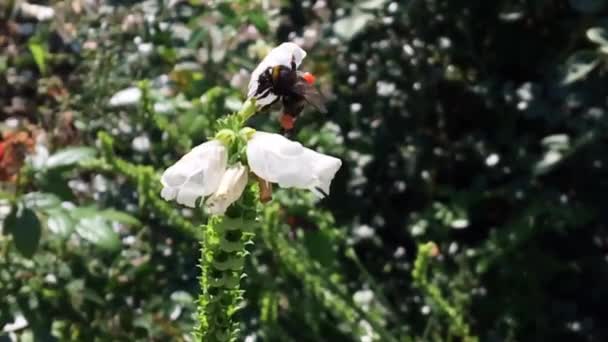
[412,243,477,342]
[195,187,257,342]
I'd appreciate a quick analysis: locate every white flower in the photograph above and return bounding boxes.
[353,289,374,307]
[20,3,55,21]
[246,132,341,197]
[206,163,249,215]
[132,135,151,152]
[109,87,142,107]
[160,141,227,207]
[247,43,307,107]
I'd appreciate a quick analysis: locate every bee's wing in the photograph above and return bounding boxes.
[292,80,327,113]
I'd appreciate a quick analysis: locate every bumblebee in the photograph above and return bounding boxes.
[257,58,326,134]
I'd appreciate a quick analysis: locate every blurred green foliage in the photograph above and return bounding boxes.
[2,0,608,341]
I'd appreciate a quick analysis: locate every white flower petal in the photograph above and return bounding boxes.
[160,140,227,208]
[160,186,178,201]
[247,42,307,100]
[256,93,279,108]
[206,163,249,215]
[20,3,55,21]
[109,87,142,107]
[246,132,341,197]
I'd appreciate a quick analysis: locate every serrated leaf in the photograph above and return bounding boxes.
[22,192,61,210]
[562,50,599,85]
[333,12,374,41]
[4,206,42,258]
[75,216,120,251]
[46,209,74,237]
[46,147,97,169]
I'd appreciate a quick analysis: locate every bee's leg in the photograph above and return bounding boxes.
[291,55,296,71]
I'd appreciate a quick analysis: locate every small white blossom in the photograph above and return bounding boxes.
[20,3,55,21]
[109,87,142,107]
[246,132,341,197]
[354,224,375,239]
[450,219,470,229]
[206,163,249,215]
[132,135,151,152]
[353,289,374,309]
[485,153,500,167]
[2,315,28,333]
[248,43,307,107]
[160,141,227,207]
[137,42,154,56]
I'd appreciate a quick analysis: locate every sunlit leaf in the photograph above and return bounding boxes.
[561,50,599,85]
[28,37,47,74]
[46,147,97,169]
[171,291,194,305]
[541,134,570,151]
[22,192,61,210]
[98,209,140,226]
[46,209,75,237]
[75,216,120,251]
[358,0,388,10]
[534,150,563,175]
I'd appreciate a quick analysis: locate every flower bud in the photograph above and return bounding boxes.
[239,127,256,141]
[215,129,236,147]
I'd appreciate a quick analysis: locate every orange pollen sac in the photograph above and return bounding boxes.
[302,72,316,85]
[0,142,4,160]
[280,114,295,130]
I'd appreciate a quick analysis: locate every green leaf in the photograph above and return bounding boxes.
[4,206,42,258]
[247,10,269,33]
[561,50,599,85]
[28,38,47,75]
[22,192,61,210]
[98,209,140,226]
[46,209,75,237]
[70,206,98,220]
[569,0,607,13]
[75,216,120,251]
[170,291,194,305]
[333,11,374,41]
[46,147,97,169]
